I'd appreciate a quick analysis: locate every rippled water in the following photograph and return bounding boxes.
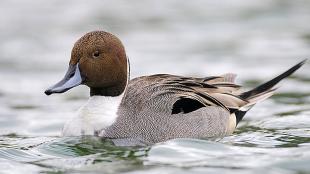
[0,0,310,173]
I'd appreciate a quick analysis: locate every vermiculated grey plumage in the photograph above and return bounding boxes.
[102,74,244,145]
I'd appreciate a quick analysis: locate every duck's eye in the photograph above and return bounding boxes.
[93,51,100,58]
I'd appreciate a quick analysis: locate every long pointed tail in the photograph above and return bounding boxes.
[240,59,307,100]
[234,59,307,124]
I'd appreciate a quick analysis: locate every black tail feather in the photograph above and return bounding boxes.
[235,110,247,125]
[230,108,247,125]
[240,59,307,99]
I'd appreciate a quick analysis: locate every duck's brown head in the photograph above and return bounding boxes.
[45,31,128,96]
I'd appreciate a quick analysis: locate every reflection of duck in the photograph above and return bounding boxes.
[45,31,306,145]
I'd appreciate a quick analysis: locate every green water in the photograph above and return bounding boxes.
[0,0,310,173]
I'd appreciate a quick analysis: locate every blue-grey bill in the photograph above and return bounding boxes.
[45,64,82,95]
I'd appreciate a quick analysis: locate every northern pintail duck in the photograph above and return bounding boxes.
[45,31,306,145]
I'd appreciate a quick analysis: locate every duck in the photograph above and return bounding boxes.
[45,31,306,146]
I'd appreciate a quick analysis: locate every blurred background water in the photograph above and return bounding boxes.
[0,0,310,173]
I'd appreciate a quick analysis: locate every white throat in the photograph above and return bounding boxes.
[62,94,124,136]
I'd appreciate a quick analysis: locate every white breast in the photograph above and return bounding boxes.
[62,94,123,136]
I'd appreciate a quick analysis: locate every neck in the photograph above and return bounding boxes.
[90,84,126,96]
[90,57,130,97]
[62,58,131,136]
